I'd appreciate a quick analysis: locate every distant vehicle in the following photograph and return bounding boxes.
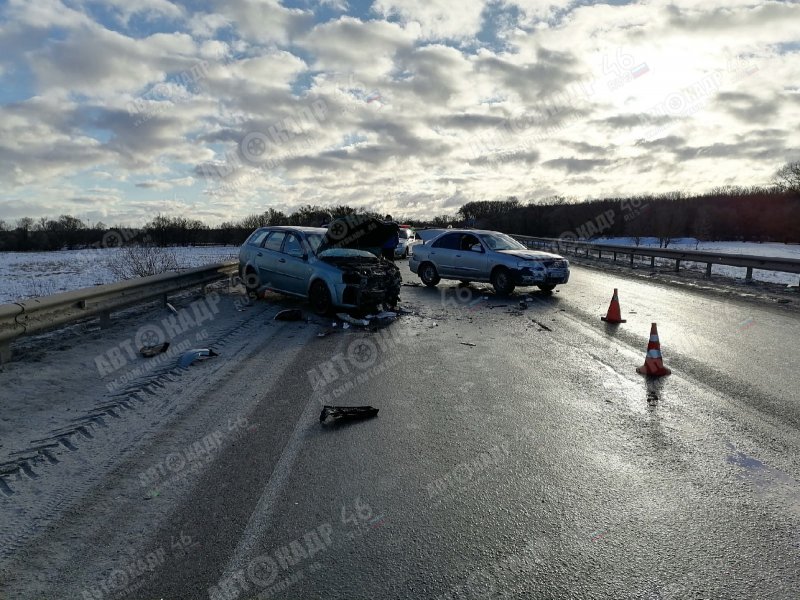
[409,229,570,294]
[394,228,418,258]
[238,217,401,314]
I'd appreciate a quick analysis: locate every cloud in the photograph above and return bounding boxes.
[2,0,799,223]
[372,0,486,40]
[543,157,611,173]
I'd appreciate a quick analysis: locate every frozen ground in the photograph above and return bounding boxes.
[592,237,800,285]
[0,246,239,304]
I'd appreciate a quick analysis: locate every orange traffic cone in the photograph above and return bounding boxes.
[601,288,626,323]
[636,323,671,377]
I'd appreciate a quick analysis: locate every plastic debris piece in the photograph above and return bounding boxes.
[336,313,370,326]
[140,342,170,358]
[342,323,350,329]
[460,342,477,347]
[178,348,219,369]
[275,309,303,321]
[320,405,379,423]
[166,302,178,315]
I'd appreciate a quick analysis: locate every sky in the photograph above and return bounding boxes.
[0,0,798,226]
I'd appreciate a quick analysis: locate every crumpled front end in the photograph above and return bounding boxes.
[322,255,402,309]
[511,258,570,286]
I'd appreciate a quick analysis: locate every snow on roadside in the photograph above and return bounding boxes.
[0,246,239,304]
[592,237,800,285]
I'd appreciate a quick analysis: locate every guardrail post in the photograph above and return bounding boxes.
[705,263,712,278]
[745,267,753,282]
[99,311,112,329]
[650,256,655,269]
[613,251,617,262]
[0,342,10,366]
[675,259,681,272]
[630,253,635,267]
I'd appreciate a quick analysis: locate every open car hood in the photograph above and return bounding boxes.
[317,216,399,254]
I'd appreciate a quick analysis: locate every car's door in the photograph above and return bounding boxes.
[256,231,286,290]
[273,232,313,295]
[452,233,489,279]
[429,233,461,277]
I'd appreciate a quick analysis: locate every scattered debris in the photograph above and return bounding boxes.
[166,302,178,315]
[320,405,379,423]
[336,313,370,327]
[178,348,219,369]
[490,304,508,309]
[274,308,303,321]
[140,342,170,358]
[518,301,528,310]
[531,319,552,332]
[460,342,477,347]
[317,328,342,337]
[402,282,422,287]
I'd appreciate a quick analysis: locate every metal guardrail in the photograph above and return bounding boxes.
[0,261,238,364]
[415,229,800,283]
[510,235,800,285]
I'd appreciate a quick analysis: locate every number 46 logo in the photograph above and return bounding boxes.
[602,48,636,77]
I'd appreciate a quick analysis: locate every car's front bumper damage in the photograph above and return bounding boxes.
[325,259,402,309]
[511,267,570,286]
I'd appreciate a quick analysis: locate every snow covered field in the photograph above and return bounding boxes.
[0,246,239,304]
[592,237,800,285]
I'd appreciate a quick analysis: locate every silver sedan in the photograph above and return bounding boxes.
[409,229,570,295]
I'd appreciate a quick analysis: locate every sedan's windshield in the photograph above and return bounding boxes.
[480,233,525,251]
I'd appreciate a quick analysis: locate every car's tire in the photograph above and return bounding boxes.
[419,262,440,287]
[309,280,333,315]
[403,248,409,258]
[538,284,556,292]
[491,267,515,296]
[243,267,260,293]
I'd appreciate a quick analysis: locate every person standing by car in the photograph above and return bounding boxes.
[381,215,399,262]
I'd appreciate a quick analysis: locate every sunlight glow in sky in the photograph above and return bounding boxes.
[0,0,798,225]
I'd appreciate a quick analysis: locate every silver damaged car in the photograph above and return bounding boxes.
[409,229,569,295]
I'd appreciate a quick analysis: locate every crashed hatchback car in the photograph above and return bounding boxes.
[409,229,569,295]
[238,218,402,315]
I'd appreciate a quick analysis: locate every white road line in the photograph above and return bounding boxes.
[215,344,339,598]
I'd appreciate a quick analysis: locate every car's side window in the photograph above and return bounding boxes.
[432,233,460,249]
[282,234,304,258]
[248,230,269,247]
[460,234,481,251]
[263,232,286,251]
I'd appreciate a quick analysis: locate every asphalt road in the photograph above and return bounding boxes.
[3,262,800,599]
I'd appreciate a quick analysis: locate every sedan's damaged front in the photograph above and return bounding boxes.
[317,247,402,312]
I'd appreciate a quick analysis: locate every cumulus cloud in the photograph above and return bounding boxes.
[1,0,799,223]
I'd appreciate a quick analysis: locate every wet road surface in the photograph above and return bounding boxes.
[3,262,800,599]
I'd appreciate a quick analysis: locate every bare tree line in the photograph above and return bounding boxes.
[2,163,799,251]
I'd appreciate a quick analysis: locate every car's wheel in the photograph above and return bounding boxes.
[419,262,440,287]
[243,267,260,293]
[491,267,515,296]
[403,248,409,258]
[538,284,556,292]
[309,280,333,315]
